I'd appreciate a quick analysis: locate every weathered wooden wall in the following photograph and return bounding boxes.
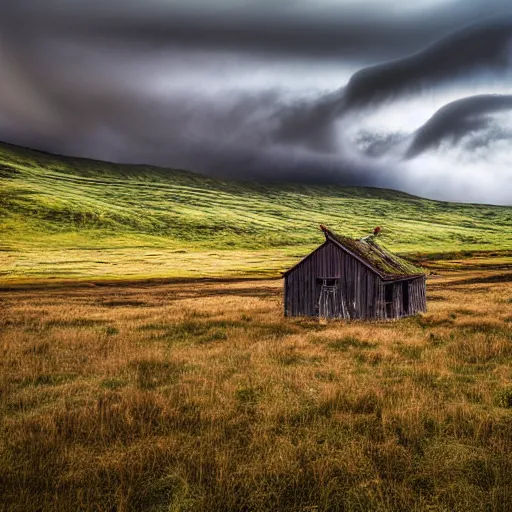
[408,276,427,315]
[381,276,427,320]
[284,241,381,319]
[284,241,426,320]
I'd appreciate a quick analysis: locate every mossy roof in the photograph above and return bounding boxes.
[323,227,425,280]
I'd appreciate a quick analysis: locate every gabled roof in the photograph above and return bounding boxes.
[284,225,425,281]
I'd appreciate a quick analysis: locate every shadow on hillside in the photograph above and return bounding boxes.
[448,272,512,286]
[0,283,283,306]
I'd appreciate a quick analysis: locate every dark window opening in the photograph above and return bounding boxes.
[402,281,410,314]
[316,278,338,287]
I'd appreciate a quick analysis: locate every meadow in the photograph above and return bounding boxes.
[1,265,512,512]
[2,141,512,511]
[2,141,512,283]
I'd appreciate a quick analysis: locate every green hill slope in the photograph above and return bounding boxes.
[1,141,511,281]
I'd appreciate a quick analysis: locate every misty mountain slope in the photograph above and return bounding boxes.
[1,141,512,280]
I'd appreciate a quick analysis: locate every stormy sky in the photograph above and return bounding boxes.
[1,1,512,204]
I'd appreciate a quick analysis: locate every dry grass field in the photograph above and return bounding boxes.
[1,266,512,511]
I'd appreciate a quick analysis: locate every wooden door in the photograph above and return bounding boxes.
[319,283,337,319]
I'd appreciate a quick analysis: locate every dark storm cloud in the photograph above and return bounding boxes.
[188,145,384,187]
[69,13,460,61]
[343,22,512,109]
[1,1,512,203]
[4,0,512,60]
[406,95,512,158]
[355,132,407,158]
[272,92,343,152]
[247,20,512,153]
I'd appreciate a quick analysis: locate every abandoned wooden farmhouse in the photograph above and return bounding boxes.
[283,225,426,320]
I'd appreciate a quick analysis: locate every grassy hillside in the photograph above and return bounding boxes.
[1,141,512,281]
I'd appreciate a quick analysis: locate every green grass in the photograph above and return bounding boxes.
[1,141,512,281]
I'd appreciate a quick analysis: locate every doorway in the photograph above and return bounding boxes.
[317,278,342,319]
[402,281,410,315]
[384,284,394,318]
